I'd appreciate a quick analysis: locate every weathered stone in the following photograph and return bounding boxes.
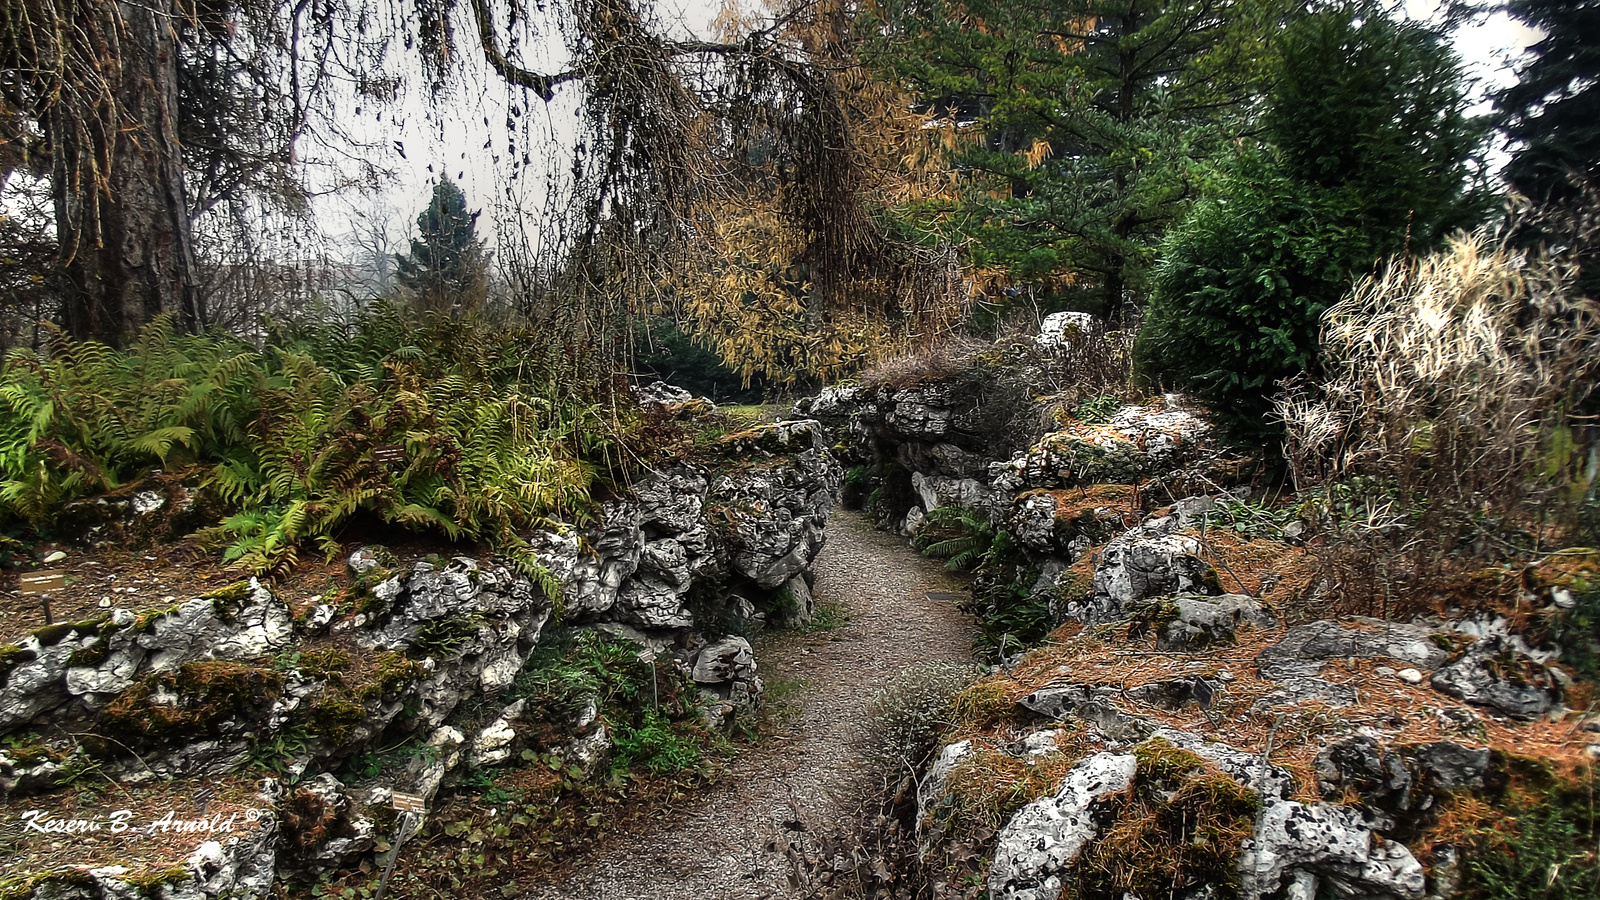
[1091,518,1213,615]
[1036,311,1097,349]
[1256,621,1450,681]
[1150,729,1294,800]
[1238,800,1426,900]
[770,575,816,629]
[1136,594,1274,651]
[987,752,1139,900]
[471,699,527,768]
[1431,634,1561,720]
[916,739,974,838]
[347,545,398,576]
[1019,682,1155,743]
[1251,678,1359,713]
[911,471,989,515]
[692,637,756,685]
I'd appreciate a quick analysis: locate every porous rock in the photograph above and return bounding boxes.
[1238,800,1426,900]
[1430,634,1562,720]
[1256,621,1450,681]
[987,752,1139,900]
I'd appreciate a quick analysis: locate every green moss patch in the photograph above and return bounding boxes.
[101,660,284,746]
[1064,739,1259,900]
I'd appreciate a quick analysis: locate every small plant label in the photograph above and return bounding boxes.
[390,790,425,813]
[372,445,407,464]
[18,570,67,593]
[925,591,966,604]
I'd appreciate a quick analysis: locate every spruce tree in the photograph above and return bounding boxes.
[1134,3,1489,439]
[1496,0,1600,206]
[395,178,488,315]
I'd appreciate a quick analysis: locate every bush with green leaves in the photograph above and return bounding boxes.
[1135,2,1489,440]
[0,308,624,572]
[917,506,1053,659]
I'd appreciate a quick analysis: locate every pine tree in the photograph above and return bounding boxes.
[1134,3,1490,439]
[865,0,1293,322]
[395,178,488,316]
[1495,0,1600,206]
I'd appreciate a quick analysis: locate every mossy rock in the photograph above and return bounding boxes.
[100,660,285,748]
[1064,738,1259,900]
[357,652,428,702]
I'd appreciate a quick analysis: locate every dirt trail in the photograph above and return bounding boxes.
[525,510,975,900]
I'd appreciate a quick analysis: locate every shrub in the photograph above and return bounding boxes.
[866,661,982,772]
[1275,227,1600,612]
[1136,4,1488,440]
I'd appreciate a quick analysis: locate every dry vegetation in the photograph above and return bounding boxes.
[1276,220,1600,616]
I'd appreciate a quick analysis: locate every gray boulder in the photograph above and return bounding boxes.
[1431,634,1562,720]
[1256,621,1450,681]
[1238,800,1426,900]
[1134,594,1275,651]
[1091,518,1213,615]
[987,752,1139,900]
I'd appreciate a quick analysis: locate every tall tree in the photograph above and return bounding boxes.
[864,0,1292,321]
[396,178,487,315]
[1495,0,1600,207]
[1,0,358,346]
[3,0,953,365]
[1134,2,1490,438]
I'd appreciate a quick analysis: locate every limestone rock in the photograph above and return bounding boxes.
[916,739,974,838]
[911,471,990,515]
[1019,682,1155,743]
[1035,311,1097,349]
[1238,800,1426,900]
[987,752,1139,900]
[1314,737,1490,822]
[1134,594,1274,651]
[1431,634,1562,720]
[471,699,527,768]
[712,421,842,590]
[1089,518,1213,618]
[1256,621,1450,681]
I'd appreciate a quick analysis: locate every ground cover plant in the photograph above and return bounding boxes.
[0,307,629,573]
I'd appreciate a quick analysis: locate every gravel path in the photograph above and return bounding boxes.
[525,509,975,900]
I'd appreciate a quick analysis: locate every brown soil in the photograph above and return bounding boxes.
[522,510,977,900]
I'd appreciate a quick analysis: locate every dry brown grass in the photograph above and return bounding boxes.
[1276,223,1600,616]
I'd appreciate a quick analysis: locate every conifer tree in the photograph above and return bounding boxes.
[1495,0,1599,207]
[395,178,488,316]
[1134,3,1489,438]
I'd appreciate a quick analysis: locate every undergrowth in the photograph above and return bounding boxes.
[0,308,633,573]
[916,505,1052,660]
[1454,756,1598,900]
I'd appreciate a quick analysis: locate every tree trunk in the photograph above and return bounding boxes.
[51,1,201,347]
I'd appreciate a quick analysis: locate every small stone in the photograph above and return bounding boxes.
[1374,666,1397,677]
[98,598,111,608]
[1552,588,1576,610]
[42,550,66,564]
[131,491,165,514]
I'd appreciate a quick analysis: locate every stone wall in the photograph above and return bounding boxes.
[0,418,842,899]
